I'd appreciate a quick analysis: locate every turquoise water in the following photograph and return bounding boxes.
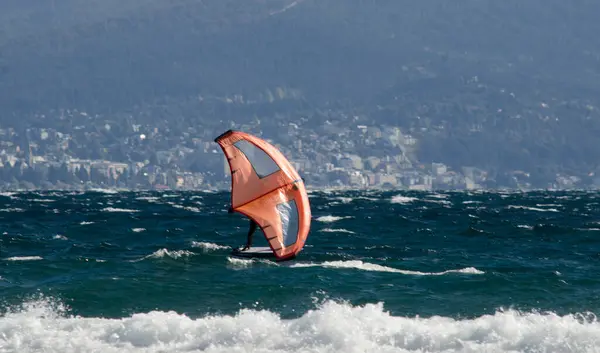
[2,189,600,352]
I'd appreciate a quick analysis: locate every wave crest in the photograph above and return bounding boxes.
[291,260,484,276]
[1,298,599,353]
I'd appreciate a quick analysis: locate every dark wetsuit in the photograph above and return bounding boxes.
[243,219,258,250]
[229,207,258,251]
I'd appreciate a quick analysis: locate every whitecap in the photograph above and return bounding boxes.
[101,207,139,213]
[391,195,418,204]
[315,215,352,223]
[4,256,43,261]
[0,191,17,198]
[508,205,560,212]
[226,256,278,267]
[0,208,25,212]
[130,249,195,262]
[191,241,230,252]
[171,204,201,212]
[319,228,356,234]
[88,188,119,194]
[517,225,534,230]
[1,298,597,353]
[291,260,484,276]
[135,196,160,202]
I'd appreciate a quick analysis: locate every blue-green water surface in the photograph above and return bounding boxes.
[1,189,600,352]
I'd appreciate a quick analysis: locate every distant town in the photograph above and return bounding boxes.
[3,1,600,192]
[0,107,593,192]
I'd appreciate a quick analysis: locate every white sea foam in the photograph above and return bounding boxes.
[101,207,140,213]
[1,297,599,353]
[88,188,119,194]
[131,228,146,233]
[30,198,55,202]
[135,196,160,202]
[319,228,356,234]
[161,194,180,198]
[507,205,560,212]
[355,196,378,201]
[0,208,25,212]
[335,196,353,203]
[428,193,449,199]
[53,234,68,240]
[191,241,229,252]
[390,195,418,204]
[462,200,481,204]
[517,225,534,230]
[315,215,352,223]
[226,256,278,267]
[171,204,202,212]
[130,249,195,262]
[291,260,484,276]
[3,256,43,261]
[80,221,94,225]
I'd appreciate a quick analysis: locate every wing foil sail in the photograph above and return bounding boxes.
[215,130,311,260]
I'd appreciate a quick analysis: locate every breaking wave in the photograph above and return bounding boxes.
[290,260,484,276]
[1,297,598,353]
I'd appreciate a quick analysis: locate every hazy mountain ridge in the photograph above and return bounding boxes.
[1,0,600,186]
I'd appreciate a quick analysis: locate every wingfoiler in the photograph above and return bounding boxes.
[214,130,311,261]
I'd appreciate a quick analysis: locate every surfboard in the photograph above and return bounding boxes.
[215,129,312,261]
[230,246,276,259]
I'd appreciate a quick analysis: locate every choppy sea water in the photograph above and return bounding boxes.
[2,189,600,352]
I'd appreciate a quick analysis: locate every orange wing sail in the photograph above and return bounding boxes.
[214,130,311,260]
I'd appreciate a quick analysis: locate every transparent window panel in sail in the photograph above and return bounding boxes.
[233,140,281,179]
[277,199,300,248]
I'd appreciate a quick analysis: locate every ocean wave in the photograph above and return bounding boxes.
[1,298,598,353]
[334,196,353,203]
[355,196,378,201]
[101,207,140,213]
[171,204,202,212]
[3,256,43,261]
[517,225,534,230]
[135,196,160,202]
[0,208,25,212]
[462,200,481,204]
[315,215,352,223]
[226,256,278,267]
[391,195,418,204]
[290,260,484,276]
[161,194,180,198]
[191,241,230,252]
[507,205,560,212]
[131,228,146,233]
[130,249,195,262]
[0,192,18,199]
[88,188,120,194]
[428,193,450,199]
[29,198,55,203]
[319,228,356,234]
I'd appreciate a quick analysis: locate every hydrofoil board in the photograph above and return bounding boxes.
[230,246,275,259]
